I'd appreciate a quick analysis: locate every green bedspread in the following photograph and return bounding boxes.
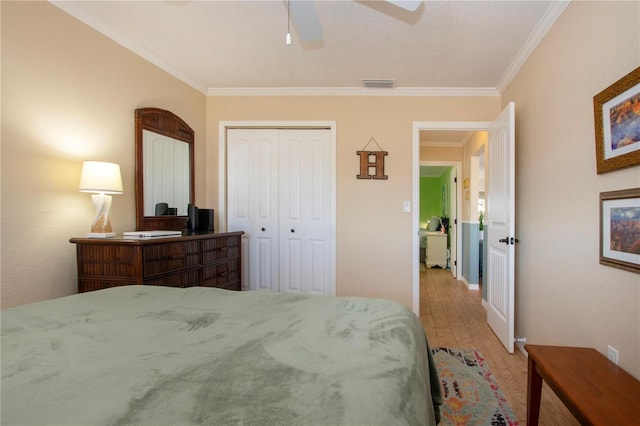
[2,286,440,425]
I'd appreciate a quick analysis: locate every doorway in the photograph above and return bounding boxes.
[414,104,516,352]
[412,121,491,315]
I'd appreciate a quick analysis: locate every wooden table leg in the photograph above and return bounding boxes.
[527,355,543,426]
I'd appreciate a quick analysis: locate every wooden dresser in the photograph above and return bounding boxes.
[70,231,243,293]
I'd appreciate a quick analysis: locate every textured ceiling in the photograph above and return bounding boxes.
[52,0,568,94]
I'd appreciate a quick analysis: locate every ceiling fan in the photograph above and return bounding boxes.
[288,0,422,42]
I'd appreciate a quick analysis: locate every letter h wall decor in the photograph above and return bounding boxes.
[356,137,388,180]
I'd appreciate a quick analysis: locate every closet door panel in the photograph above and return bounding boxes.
[309,131,333,296]
[306,133,332,295]
[309,239,327,294]
[227,129,279,292]
[280,238,302,292]
[279,130,332,295]
[279,133,304,293]
[226,137,250,222]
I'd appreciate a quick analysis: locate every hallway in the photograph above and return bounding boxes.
[419,268,579,425]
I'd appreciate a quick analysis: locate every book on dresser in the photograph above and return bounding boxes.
[69,231,244,293]
[122,230,183,238]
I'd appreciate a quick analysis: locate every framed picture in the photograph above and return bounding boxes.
[593,66,640,174]
[600,188,640,274]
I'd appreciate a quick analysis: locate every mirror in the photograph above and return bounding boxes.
[135,108,194,231]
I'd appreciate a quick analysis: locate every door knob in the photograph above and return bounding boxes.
[261,227,266,232]
[499,237,519,245]
[290,229,295,233]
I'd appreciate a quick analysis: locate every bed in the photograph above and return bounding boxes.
[1,286,441,425]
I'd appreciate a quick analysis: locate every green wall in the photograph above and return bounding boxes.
[420,168,452,229]
[420,177,440,228]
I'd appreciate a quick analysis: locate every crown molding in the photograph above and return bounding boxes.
[52,0,567,98]
[496,0,570,94]
[207,86,500,97]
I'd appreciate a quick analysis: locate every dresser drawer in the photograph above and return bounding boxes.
[202,260,240,289]
[202,236,240,264]
[145,269,200,288]
[76,244,139,278]
[143,241,200,277]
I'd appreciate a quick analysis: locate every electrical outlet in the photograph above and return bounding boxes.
[607,345,619,365]
[402,201,411,213]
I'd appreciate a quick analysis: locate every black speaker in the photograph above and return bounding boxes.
[197,209,214,232]
[155,202,168,216]
[187,203,198,231]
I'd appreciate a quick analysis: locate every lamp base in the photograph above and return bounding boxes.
[87,232,116,238]
[88,194,116,237]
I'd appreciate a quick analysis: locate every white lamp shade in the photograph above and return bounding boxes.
[79,161,123,194]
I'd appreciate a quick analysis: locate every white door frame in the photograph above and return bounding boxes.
[219,121,337,295]
[412,121,491,315]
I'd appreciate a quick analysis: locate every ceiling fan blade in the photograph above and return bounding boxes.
[289,0,323,41]
[385,0,421,12]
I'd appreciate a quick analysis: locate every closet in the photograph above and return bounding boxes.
[226,128,333,295]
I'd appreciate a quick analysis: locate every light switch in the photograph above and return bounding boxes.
[402,201,411,213]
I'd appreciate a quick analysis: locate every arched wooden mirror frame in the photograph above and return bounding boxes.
[135,108,195,231]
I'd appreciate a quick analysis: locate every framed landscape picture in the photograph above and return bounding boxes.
[600,188,640,274]
[593,67,640,174]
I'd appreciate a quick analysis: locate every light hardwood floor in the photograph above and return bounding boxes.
[419,267,580,426]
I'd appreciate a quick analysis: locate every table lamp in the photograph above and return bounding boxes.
[79,161,123,238]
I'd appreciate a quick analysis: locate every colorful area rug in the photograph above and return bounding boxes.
[431,347,519,426]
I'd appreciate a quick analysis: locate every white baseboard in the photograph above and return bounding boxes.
[461,276,480,290]
[517,342,528,357]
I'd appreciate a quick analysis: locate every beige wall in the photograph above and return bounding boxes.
[419,145,464,163]
[207,96,500,306]
[502,1,640,377]
[1,2,206,308]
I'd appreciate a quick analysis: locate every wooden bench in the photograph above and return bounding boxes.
[525,344,640,425]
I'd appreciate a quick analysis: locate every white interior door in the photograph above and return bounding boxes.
[486,102,516,353]
[227,129,279,292]
[278,130,332,295]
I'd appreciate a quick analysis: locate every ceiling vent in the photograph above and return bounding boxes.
[362,79,395,89]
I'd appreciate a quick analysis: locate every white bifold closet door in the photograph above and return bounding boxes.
[226,128,332,295]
